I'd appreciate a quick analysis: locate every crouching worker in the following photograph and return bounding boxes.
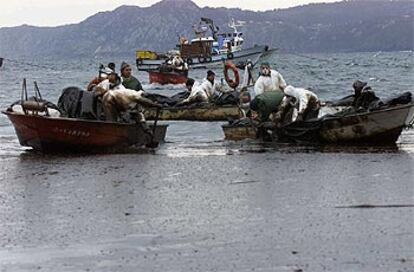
[284,85,320,121]
[249,90,285,122]
[177,78,207,105]
[102,89,161,122]
[249,90,286,141]
[94,71,161,122]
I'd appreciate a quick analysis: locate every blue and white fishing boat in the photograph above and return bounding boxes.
[136,18,275,71]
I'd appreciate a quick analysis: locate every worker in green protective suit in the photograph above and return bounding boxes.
[249,90,285,121]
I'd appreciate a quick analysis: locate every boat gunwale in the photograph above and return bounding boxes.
[320,102,414,122]
[1,110,169,128]
[146,104,240,111]
[222,103,414,130]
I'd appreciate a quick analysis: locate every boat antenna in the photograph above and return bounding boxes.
[229,18,245,33]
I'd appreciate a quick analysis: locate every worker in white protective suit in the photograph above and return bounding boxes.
[95,71,161,122]
[179,70,224,105]
[284,85,320,121]
[254,62,287,96]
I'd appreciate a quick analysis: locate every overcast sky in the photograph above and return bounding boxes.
[0,0,340,27]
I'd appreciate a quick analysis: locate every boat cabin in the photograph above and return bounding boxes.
[180,18,246,59]
[180,38,213,62]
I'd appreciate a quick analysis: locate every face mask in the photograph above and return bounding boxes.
[260,67,271,76]
[99,73,108,79]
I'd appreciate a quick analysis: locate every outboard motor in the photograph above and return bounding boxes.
[8,79,60,117]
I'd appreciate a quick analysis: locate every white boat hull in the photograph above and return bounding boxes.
[137,45,273,71]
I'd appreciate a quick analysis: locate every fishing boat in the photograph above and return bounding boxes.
[222,122,256,141]
[316,103,414,144]
[144,104,243,121]
[222,103,414,145]
[148,70,188,85]
[3,110,168,153]
[3,80,168,153]
[136,18,274,71]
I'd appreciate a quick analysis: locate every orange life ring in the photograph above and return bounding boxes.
[224,61,240,89]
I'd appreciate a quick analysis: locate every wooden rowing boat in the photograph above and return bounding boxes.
[144,104,243,121]
[222,103,414,145]
[3,110,168,153]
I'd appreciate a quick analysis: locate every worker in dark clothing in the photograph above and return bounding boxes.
[120,62,143,92]
[352,80,382,110]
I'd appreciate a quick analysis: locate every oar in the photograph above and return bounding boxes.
[147,107,161,148]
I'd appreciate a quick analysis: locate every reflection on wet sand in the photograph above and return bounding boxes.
[0,143,412,271]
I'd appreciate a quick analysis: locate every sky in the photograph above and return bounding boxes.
[0,0,340,27]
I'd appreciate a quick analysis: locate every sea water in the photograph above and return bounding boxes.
[0,51,413,156]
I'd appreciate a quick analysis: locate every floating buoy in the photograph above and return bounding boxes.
[224,61,240,89]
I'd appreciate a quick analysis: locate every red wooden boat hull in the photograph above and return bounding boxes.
[148,71,188,85]
[2,111,168,153]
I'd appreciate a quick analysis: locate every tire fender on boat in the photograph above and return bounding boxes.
[198,57,205,63]
[205,56,212,63]
[224,61,240,89]
[227,52,234,59]
[186,58,193,65]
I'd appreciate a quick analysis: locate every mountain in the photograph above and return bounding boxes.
[0,0,412,58]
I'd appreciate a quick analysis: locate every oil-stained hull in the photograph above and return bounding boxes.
[222,103,414,144]
[144,105,243,121]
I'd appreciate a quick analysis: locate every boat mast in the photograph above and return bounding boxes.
[228,18,246,34]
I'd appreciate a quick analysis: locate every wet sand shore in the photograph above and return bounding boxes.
[0,146,413,271]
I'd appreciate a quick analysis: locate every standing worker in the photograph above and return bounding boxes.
[254,62,287,96]
[120,62,144,92]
